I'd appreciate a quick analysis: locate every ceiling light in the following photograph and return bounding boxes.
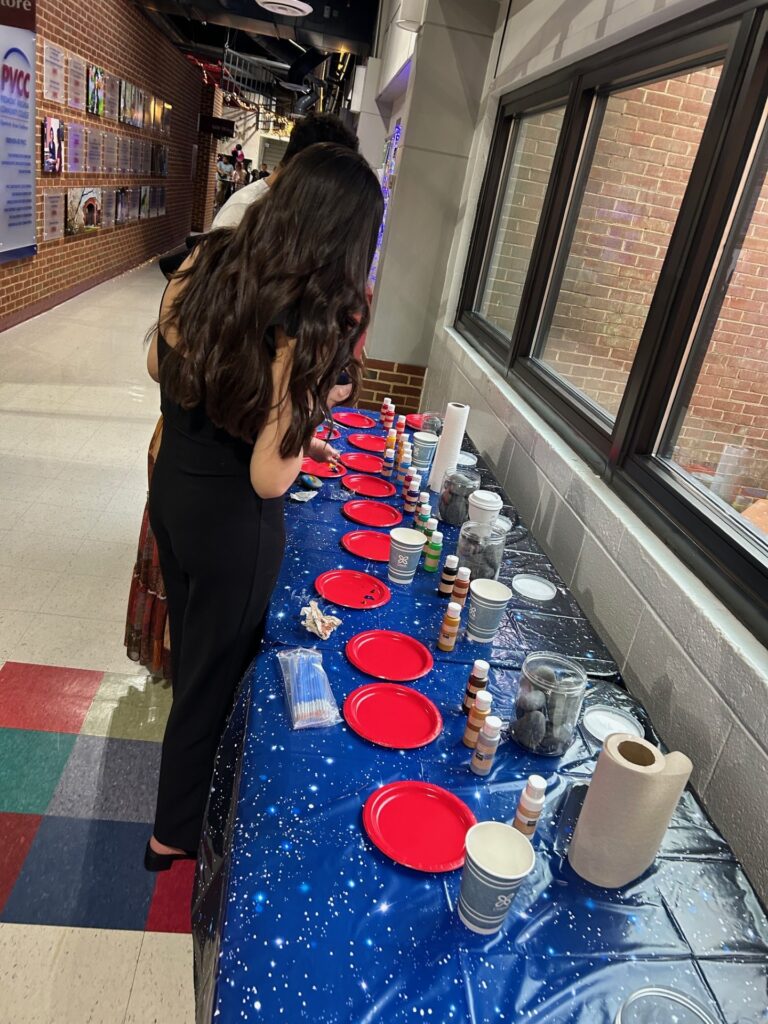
[257,1,313,15]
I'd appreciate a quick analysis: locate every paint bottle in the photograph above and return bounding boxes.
[402,466,415,499]
[470,716,502,776]
[513,775,547,838]
[424,530,443,573]
[437,601,462,653]
[404,473,422,514]
[462,658,490,714]
[395,415,406,444]
[386,428,397,450]
[384,406,395,432]
[451,566,471,607]
[397,459,412,488]
[416,503,432,534]
[423,517,438,547]
[439,554,460,597]
[463,690,493,749]
[380,396,392,424]
[382,448,395,478]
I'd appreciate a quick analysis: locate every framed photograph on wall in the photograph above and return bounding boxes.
[67,123,84,173]
[87,66,105,117]
[43,191,66,240]
[115,187,128,225]
[103,73,119,121]
[42,117,64,174]
[86,130,103,173]
[119,80,131,124]
[68,55,86,111]
[43,42,66,103]
[101,188,116,229]
[66,187,102,235]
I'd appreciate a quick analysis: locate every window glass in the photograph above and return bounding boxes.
[477,107,565,337]
[660,130,768,547]
[535,64,723,417]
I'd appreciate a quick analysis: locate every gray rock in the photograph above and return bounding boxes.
[509,709,546,751]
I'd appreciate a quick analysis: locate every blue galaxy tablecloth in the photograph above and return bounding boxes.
[193,413,768,1024]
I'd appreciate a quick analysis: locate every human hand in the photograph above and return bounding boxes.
[308,436,341,465]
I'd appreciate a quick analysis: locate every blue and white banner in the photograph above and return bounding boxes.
[0,0,36,264]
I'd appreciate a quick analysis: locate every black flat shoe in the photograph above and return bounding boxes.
[144,841,196,872]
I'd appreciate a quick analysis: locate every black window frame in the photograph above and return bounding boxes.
[456,0,768,645]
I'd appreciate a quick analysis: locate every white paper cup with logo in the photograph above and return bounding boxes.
[388,527,426,584]
[466,578,513,643]
[458,821,535,934]
[411,431,439,471]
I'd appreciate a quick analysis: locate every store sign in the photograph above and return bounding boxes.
[0,0,36,263]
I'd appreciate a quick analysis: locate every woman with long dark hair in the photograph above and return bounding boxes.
[144,143,383,868]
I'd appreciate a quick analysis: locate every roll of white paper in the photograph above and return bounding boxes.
[429,402,470,491]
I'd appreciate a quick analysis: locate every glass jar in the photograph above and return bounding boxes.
[438,467,481,526]
[456,520,507,580]
[509,652,587,757]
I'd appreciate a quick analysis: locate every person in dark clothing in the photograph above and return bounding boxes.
[143,143,383,869]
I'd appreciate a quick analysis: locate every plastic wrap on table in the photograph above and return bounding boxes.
[194,423,768,1024]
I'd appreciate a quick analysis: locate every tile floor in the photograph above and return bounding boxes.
[0,265,196,1022]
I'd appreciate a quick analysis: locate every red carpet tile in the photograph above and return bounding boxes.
[146,857,195,933]
[0,662,104,733]
[0,813,42,913]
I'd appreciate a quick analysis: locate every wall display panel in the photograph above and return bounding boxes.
[103,73,119,121]
[101,188,116,228]
[43,191,65,240]
[43,41,66,103]
[157,185,166,217]
[140,185,150,219]
[151,143,168,177]
[41,117,64,174]
[127,187,141,222]
[66,123,84,172]
[65,187,102,235]
[103,132,117,174]
[87,65,105,117]
[161,101,172,134]
[68,55,86,111]
[115,187,128,225]
[142,92,152,129]
[85,130,102,173]
[117,135,130,174]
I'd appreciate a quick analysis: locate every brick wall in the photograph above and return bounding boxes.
[359,359,426,414]
[190,84,223,233]
[0,0,206,330]
[482,65,768,492]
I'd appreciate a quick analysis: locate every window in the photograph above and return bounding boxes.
[533,65,722,419]
[457,4,768,643]
[478,107,565,339]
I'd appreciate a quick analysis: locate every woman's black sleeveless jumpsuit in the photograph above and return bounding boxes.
[148,332,285,851]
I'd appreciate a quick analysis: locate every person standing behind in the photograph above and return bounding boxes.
[215,155,233,209]
[143,143,383,868]
[212,113,359,229]
[256,162,269,180]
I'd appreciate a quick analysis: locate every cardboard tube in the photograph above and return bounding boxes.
[429,402,469,491]
[568,734,692,888]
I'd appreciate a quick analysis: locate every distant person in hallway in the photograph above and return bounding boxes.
[256,161,269,180]
[143,143,383,869]
[215,154,233,209]
[212,113,359,229]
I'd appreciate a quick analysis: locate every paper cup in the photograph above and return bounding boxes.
[458,822,535,934]
[411,431,439,470]
[466,578,512,643]
[388,527,426,584]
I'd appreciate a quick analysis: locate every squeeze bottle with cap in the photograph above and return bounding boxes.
[513,775,547,837]
[463,659,489,714]
[470,716,502,776]
[463,690,492,748]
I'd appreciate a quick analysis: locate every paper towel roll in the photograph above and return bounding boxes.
[567,733,692,888]
[429,402,470,491]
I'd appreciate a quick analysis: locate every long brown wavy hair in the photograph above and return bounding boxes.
[159,143,383,457]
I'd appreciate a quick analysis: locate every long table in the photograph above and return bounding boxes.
[193,415,768,1024]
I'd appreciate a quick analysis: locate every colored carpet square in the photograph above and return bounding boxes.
[0,816,155,930]
[145,857,195,933]
[81,671,172,743]
[0,813,42,913]
[0,661,104,733]
[0,728,76,813]
[47,734,161,823]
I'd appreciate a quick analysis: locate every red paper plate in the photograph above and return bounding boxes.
[340,451,384,474]
[315,570,391,610]
[315,424,341,441]
[344,684,442,748]
[333,410,376,429]
[406,414,424,431]
[346,630,433,681]
[301,457,344,479]
[342,474,397,498]
[363,781,476,872]
[341,530,391,562]
[342,500,403,528]
[348,433,388,453]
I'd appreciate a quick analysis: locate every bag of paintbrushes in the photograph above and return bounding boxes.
[277,647,341,730]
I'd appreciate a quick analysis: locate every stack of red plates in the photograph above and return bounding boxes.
[342,474,397,498]
[346,630,433,681]
[341,530,391,562]
[314,569,390,609]
[348,433,387,454]
[342,500,402,528]
[333,410,376,429]
[344,684,442,748]
[340,452,384,474]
